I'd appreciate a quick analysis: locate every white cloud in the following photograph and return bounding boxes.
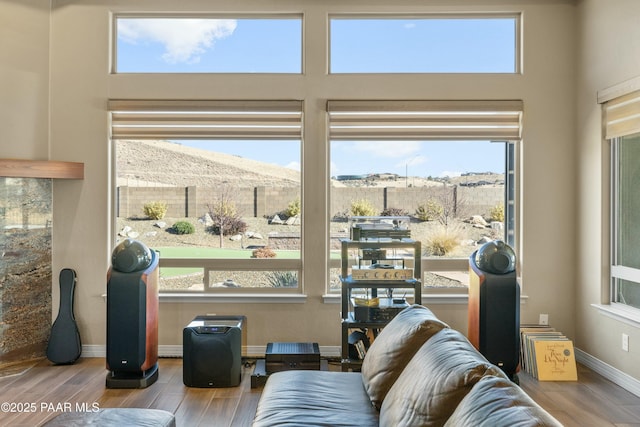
[395,155,426,169]
[285,161,301,171]
[353,141,422,159]
[118,19,237,64]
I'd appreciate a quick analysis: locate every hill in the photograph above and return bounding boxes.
[116,140,300,187]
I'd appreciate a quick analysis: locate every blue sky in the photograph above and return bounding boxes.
[117,17,512,177]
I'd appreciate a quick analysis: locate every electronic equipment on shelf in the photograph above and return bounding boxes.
[351,297,410,322]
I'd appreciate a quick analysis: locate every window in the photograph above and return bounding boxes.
[327,100,521,292]
[611,133,640,310]
[115,16,302,73]
[605,88,640,312]
[329,15,519,73]
[110,100,303,293]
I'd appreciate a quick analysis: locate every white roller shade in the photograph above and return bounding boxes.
[327,100,523,141]
[602,90,640,139]
[109,100,303,140]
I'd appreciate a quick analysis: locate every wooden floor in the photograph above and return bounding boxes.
[0,357,639,426]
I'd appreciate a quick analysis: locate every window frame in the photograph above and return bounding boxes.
[109,100,304,295]
[107,10,527,302]
[112,13,304,75]
[610,134,640,313]
[328,13,522,75]
[599,78,640,321]
[325,99,522,295]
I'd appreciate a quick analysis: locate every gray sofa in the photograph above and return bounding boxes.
[253,304,562,427]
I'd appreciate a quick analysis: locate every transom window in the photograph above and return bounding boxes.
[329,15,519,73]
[115,16,303,73]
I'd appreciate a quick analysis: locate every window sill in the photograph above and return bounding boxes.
[159,293,307,304]
[592,303,640,328]
[321,291,472,305]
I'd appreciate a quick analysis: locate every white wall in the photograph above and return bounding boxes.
[0,0,50,159]
[42,0,579,363]
[575,0,640,380]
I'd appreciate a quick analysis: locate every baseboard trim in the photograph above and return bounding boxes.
[575,347,640,398]
[81,345,342,359]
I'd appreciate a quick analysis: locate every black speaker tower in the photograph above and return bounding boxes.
[106,251,159,388]
[468,251,520,380]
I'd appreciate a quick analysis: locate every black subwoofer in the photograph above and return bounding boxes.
[183,316,245,388]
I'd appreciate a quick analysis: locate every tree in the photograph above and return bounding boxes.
[207,186,246,248]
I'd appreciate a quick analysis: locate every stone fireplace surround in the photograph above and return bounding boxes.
[0,160,83,371]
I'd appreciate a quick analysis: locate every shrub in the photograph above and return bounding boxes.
[489,204,505,222]
[212,200,237,218]
[252,247,277,258]
[265,271,298,288]
[332,209,350,222]
[210,217,247,236]
[424,226,463,256]
[143,201,167,220]
[415,199,444,222]
[381,207,408,217]
[285,197,301,217]
[350,199,377,217]
[172,221,195,235]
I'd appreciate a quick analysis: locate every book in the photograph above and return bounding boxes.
[533,339,578,381]
[519,325,577,381]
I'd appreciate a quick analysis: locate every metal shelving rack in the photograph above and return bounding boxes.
[339,238,422,371]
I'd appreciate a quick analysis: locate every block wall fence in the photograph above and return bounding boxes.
[116,185,503,220]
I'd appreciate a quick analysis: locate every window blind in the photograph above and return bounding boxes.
[327,100,523,141]
[108,100,303,140]
[602,90,640,139]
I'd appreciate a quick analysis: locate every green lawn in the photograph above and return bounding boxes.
[152,246,300,277]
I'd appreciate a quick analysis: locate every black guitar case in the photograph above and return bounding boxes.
[47,268,82,364]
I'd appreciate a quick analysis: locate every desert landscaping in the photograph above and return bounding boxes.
[115,140,505,291]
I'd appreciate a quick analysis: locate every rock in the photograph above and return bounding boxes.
[245,231,255,238]
[118,226,132,237]
[469,215,488,227]
[477,236,492,245]
[154,221,167,228]
[285,215,300,225]
[250,233,263,240]
[222,279,239,287]
[144,231,158,237]
[127,231,140,238]
[270,215,284,224]
[229,234,243,241]
[199,213,213,226]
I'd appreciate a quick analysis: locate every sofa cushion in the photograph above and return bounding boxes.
[444,375,563,427]
[252,370,379,427]
[361,304,449,409]
[380,328,507,427]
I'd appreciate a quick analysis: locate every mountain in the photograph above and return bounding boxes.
[116,140,300,188]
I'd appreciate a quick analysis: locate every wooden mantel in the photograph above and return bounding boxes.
[0,159,84,179]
